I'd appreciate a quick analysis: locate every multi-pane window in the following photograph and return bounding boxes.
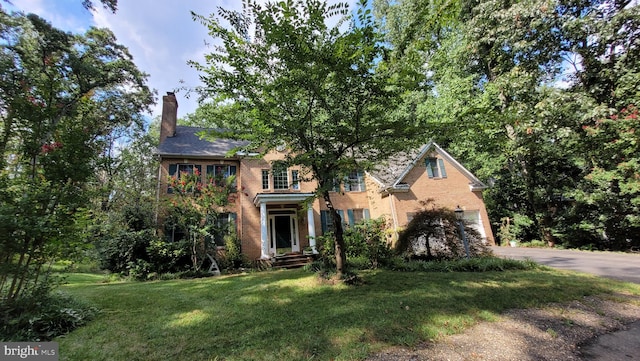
[320,210,347,233]
[347,208,370,226]
[261,169,270,190]
[273,167,289,190]
[168,164,197,178]
[207,164,237,187]
[262,166,301,191]
[426,157,447,179]
[167,164,201,193]
[176,164,195,176]
[331,179,341,192]
[344,170,366,192]
[164,223,185,242]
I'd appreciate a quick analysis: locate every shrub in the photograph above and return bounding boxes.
[343,218,393,269]
[96,230,192,279]
[388,256,540,272]
[314,234,337,270]
[312,218,393,272]
[0,285,98,341]
[146,239,191,274]
[216,233,249,271]
[396,201,490,260]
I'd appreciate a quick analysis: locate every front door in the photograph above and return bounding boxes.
[268,211,300,255]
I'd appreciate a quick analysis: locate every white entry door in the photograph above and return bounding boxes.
[268,211,300,255]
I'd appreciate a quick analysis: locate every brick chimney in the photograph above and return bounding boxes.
[160,92,178,143]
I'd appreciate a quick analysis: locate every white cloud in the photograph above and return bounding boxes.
[8,0,361,119]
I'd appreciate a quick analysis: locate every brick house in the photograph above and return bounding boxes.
[156,93,494,260]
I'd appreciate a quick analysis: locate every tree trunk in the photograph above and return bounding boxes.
[321,190,347,278]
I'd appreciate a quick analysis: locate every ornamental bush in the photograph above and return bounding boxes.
[0,284,98,341]
[396,201,490,260]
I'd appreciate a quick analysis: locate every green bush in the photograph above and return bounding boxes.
[0,286,98,341]
[216,233,249,271]
[96,230,192,279]
[146,239,191,274]
[343,218,393,269]
[388,256,540,272]
[313,218,393,272]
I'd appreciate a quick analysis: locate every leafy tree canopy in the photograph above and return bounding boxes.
[374,0,640,249]
[192,0,424,274]
[0,10,152,300]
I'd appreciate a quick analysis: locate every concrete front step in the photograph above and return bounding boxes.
[272,253,315,269]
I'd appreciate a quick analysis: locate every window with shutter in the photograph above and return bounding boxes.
[426,158,447,179]
[207,164,237,187]
[345,170,366,192]
[347,209,370,226]
[168,164,200,192]
[168,164,177,193]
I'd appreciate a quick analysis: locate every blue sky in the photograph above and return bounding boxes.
[6,0,357,119]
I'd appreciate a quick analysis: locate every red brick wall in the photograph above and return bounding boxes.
[158,149,494,260]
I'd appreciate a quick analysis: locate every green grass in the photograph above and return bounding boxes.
[57,267,640,361]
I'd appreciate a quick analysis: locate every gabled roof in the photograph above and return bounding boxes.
[156,126,249,158]
[367,141,488,192]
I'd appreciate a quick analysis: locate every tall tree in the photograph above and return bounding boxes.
[0,0,118,13]
[192,0,422,276]
[375,0,640,248]
[0,10,153,301]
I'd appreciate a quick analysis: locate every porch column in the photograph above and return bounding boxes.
[307,207,318,254]
[260,202,269,259]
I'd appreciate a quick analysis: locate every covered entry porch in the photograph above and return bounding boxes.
[253,193,317,259]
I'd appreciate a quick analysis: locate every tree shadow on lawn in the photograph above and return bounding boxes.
[59,269,621,361]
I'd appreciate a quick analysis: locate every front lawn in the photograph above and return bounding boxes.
[57,268,640,360]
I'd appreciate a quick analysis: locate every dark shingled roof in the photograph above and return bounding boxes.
[368,147,424,187]
[368,142,487,191]
[156,126,249,158]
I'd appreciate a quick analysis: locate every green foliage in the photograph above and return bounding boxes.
[192,0,424,274]
[375,0,640,251]
[386,256,541,273]
[0,9,152,301]
[0,286,98,341]
[96,229,153,274]
[519,240,547,248]
[163,167,237,272]
[95,229,193,280]
[497,214,534,245]
[93,204,192,279]
[574,105,640,250]
[80,0,118,13]
[216,233,249,271]
[343,218,393,269]
[314,218,393,271]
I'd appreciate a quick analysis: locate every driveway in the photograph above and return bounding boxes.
[491,246,640,284]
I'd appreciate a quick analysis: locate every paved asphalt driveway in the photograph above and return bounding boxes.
[491,246,640,284]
